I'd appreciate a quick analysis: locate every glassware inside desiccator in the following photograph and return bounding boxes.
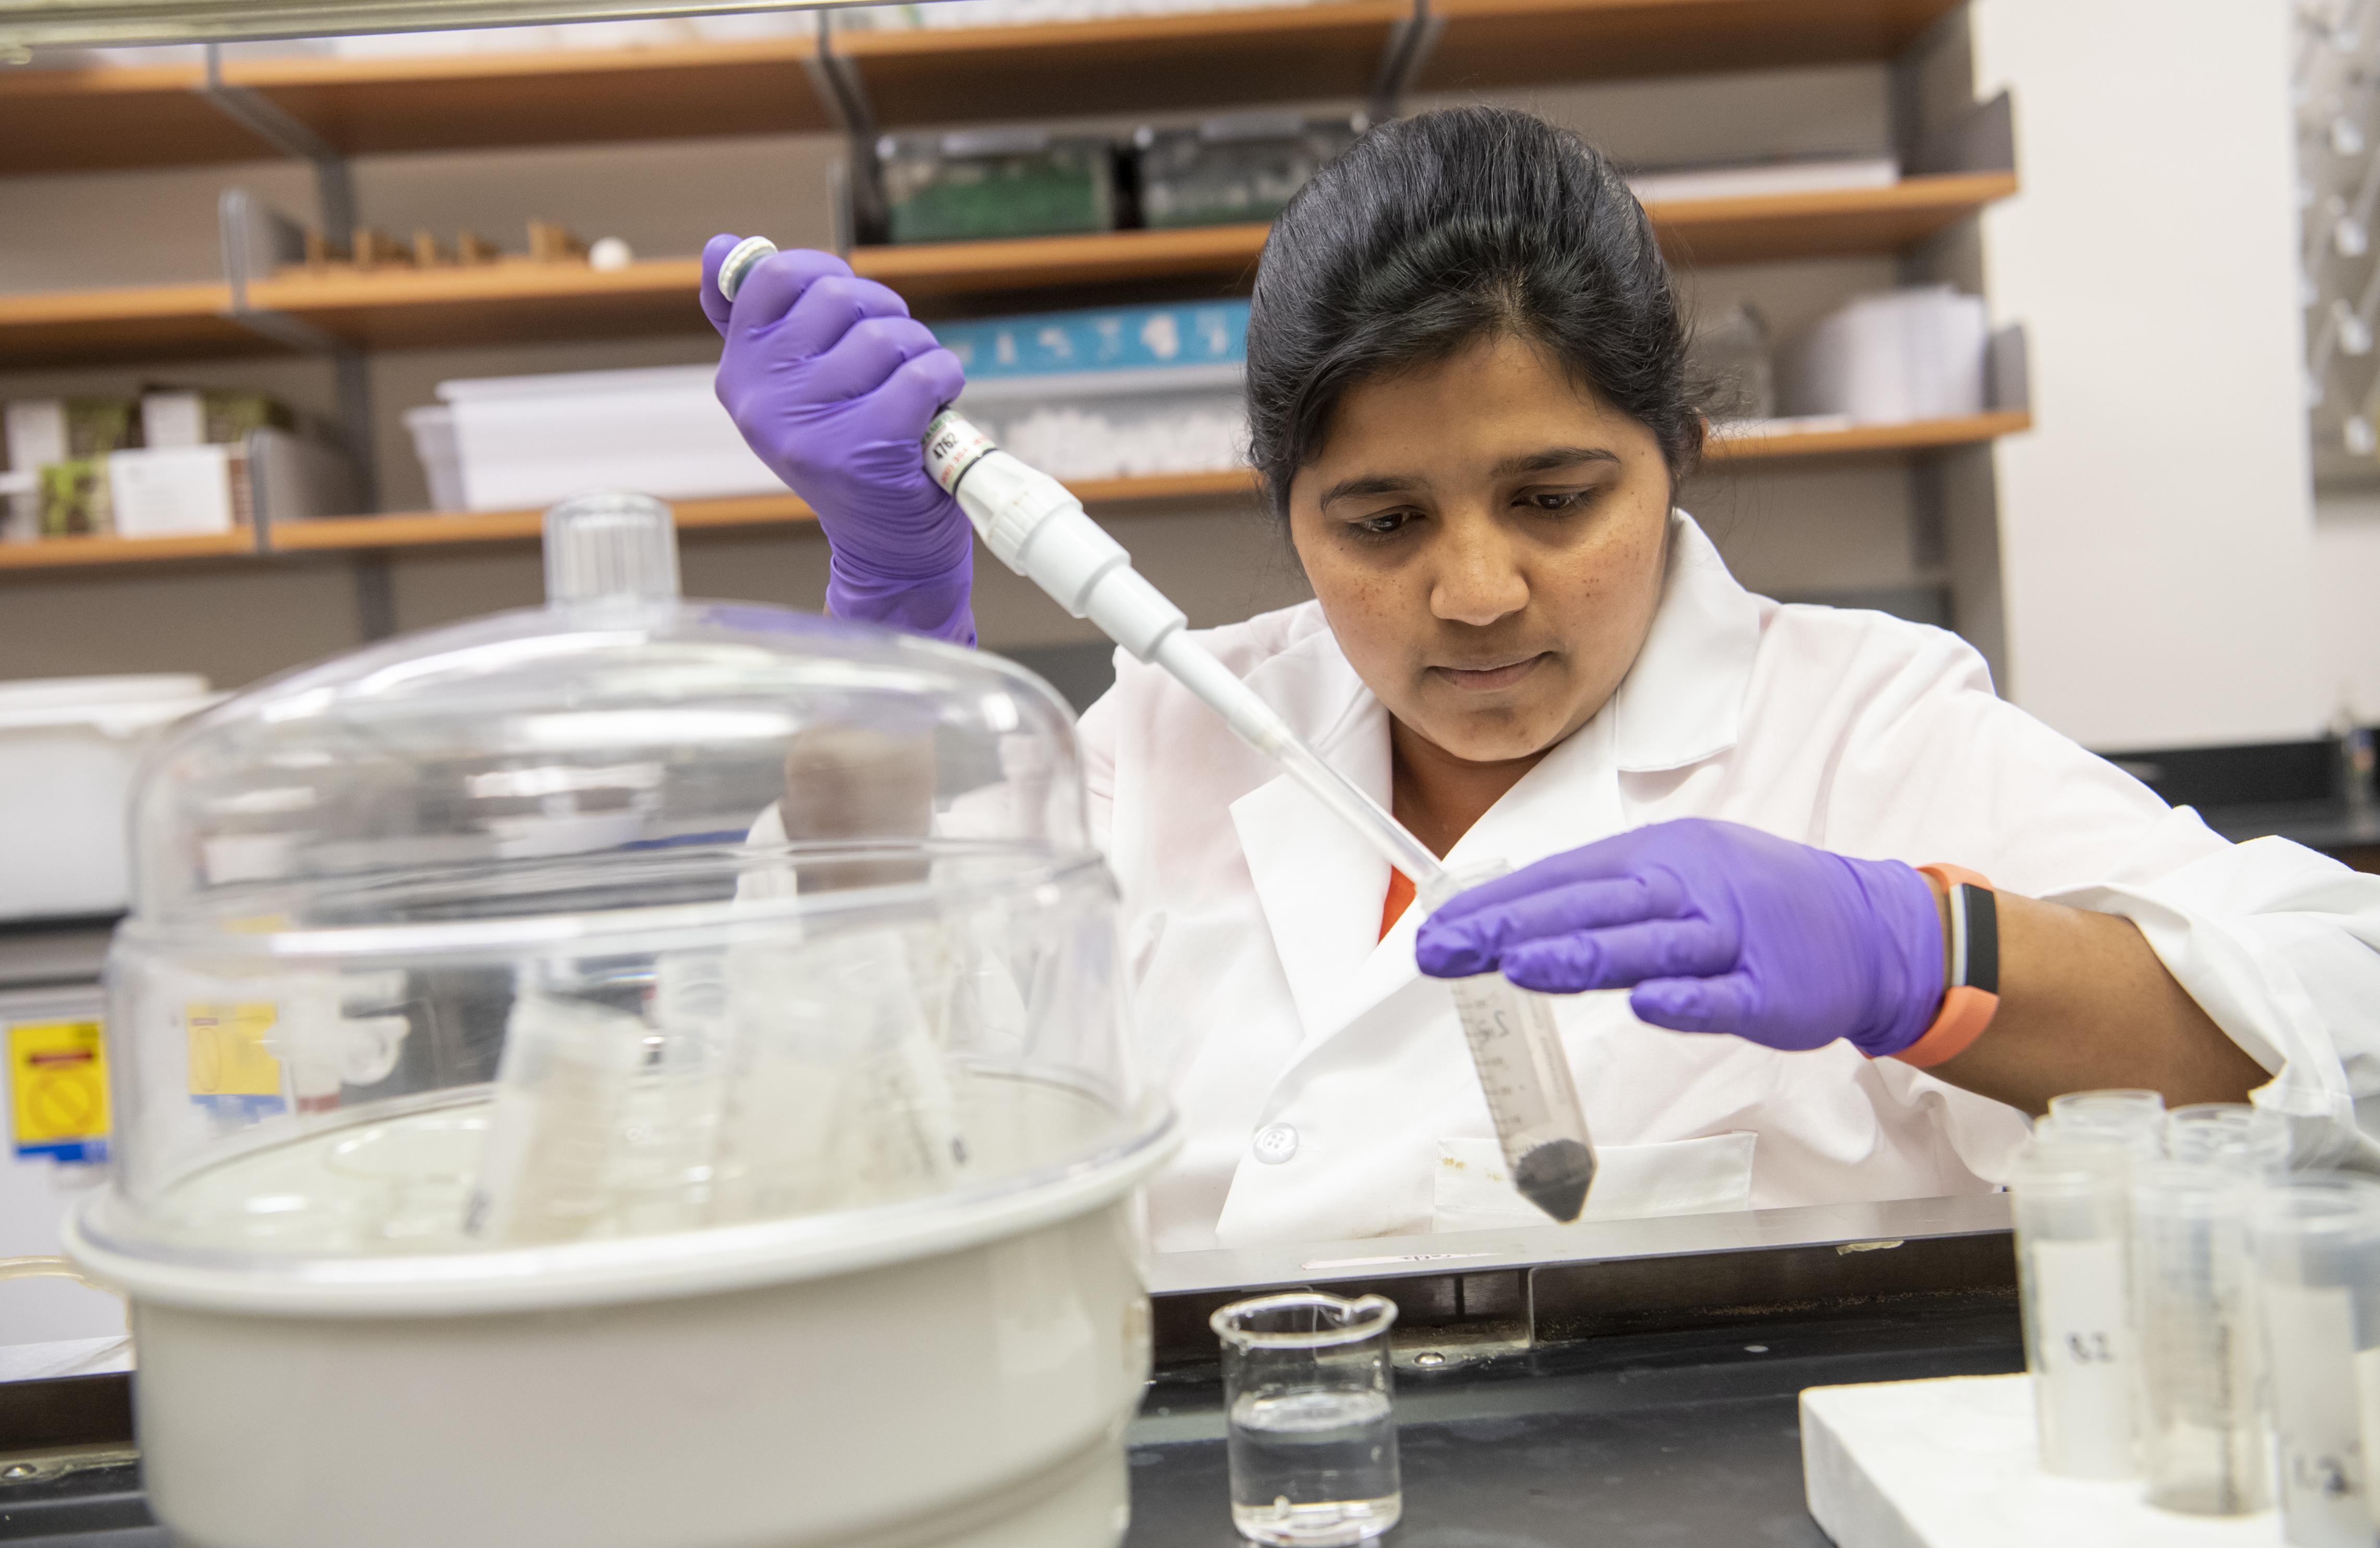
[83,490,1164,1273]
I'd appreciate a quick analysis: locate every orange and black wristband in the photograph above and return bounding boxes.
[1893,863,1999,1068]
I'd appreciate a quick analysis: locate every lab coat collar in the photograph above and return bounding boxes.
[1608,510,1763,774]
[1228,631,1396,1042]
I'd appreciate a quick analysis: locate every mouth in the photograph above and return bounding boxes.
[1429,653,1551,693]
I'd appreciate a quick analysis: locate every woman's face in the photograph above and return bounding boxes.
[1286,333,1678,767]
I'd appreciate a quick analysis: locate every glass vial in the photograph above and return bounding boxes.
[2252,1176,2380,1546]
[2010,1135,2139,1478]
[2043,1089,2168,1161]
[2169,1103,2293,1181]
[2133,1161,2271,1516]
[1212,1291,1401,1546]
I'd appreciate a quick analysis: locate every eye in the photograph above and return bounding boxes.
[1520,488,1594,515]
[1349,508,1420,539]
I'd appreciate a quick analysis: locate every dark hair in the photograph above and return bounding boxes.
[1246,106,1701,515]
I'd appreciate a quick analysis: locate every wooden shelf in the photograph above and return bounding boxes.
[0,418,2025,574]
[1705,409,2031,462]
[223,40,833,159]
[0,0,1963,176]
[271,490,813,552]
[273,470,1261,554]
[0,60,267,175]
[849,225,1273,299]
[834,2,1408,128]
[0,283,249,369]
[0,173,2011,367]
[1420,0,1959,95]
[250,259,710,351]
[0,531,259,570]
[1652,172,2016,265]
[0,42,831,177]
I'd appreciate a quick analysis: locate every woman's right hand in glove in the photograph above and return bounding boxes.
[701,234,977,644]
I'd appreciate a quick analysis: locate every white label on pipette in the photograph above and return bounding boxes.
[2262,1282,2368,1538]
[2028,1237,2134,1478]
[923,411,998,496]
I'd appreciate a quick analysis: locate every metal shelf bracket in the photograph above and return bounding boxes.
[1371,0,1442,123]
[202,55,380,527]
[810,11,886,249]
[217,187,379,517]
[198,44,356,236]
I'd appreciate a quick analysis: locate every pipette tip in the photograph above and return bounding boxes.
[1514,1139,1597,1224]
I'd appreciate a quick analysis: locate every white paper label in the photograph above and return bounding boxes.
[2028,1237,2134,1478]
[922,411,997,496]
[2263,1282,2370,1540]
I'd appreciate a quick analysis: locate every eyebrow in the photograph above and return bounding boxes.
[1316,446,1622,509]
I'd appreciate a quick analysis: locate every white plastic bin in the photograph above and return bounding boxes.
[1776,286,1990,423]
[434,368,775,511]
[403,404,466,513]
[0,676,216,920]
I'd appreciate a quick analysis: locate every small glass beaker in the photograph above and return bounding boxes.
[2169,1103,2293,1180]
[1211,1291,1401,1546]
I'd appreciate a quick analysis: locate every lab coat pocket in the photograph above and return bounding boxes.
[1431,1131,1757,1234]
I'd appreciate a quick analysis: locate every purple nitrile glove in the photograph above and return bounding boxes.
[701,234,977,645]
[1414,818,1946,1058]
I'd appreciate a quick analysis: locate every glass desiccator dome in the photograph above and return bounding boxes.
[75,492,1171,1306]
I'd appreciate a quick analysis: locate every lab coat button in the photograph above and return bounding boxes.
[1252,1124,1299,1165]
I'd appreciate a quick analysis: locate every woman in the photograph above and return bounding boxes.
[700,107,2380,1252]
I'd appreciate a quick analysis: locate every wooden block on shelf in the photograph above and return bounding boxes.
[351,228,415,269]
[458,231,502,265]
[303,228,350,273]
[526,220,589,263]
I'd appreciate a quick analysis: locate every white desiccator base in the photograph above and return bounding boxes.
[1801,1373,2285,1548]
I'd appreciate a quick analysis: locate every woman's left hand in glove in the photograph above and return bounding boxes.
[1413,818,1946,1058]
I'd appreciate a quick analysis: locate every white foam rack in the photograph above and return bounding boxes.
[1802,1373,2288,1547]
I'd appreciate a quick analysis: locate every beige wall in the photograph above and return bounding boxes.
[1970,0,2326,748]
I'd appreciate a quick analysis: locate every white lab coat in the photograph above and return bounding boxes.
[1080,513,2380,1253]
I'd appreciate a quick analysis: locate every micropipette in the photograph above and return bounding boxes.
[718,239,1596,1221]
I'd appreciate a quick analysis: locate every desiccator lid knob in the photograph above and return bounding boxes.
[543,490,681,608]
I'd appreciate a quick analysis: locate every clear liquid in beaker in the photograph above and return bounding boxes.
[1227,1387,1401,1546]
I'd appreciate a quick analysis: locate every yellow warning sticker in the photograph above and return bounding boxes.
[187,1003,283,1097]
[7,1020,110,1162]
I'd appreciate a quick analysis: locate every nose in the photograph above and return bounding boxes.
[1429,509,1529,627]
